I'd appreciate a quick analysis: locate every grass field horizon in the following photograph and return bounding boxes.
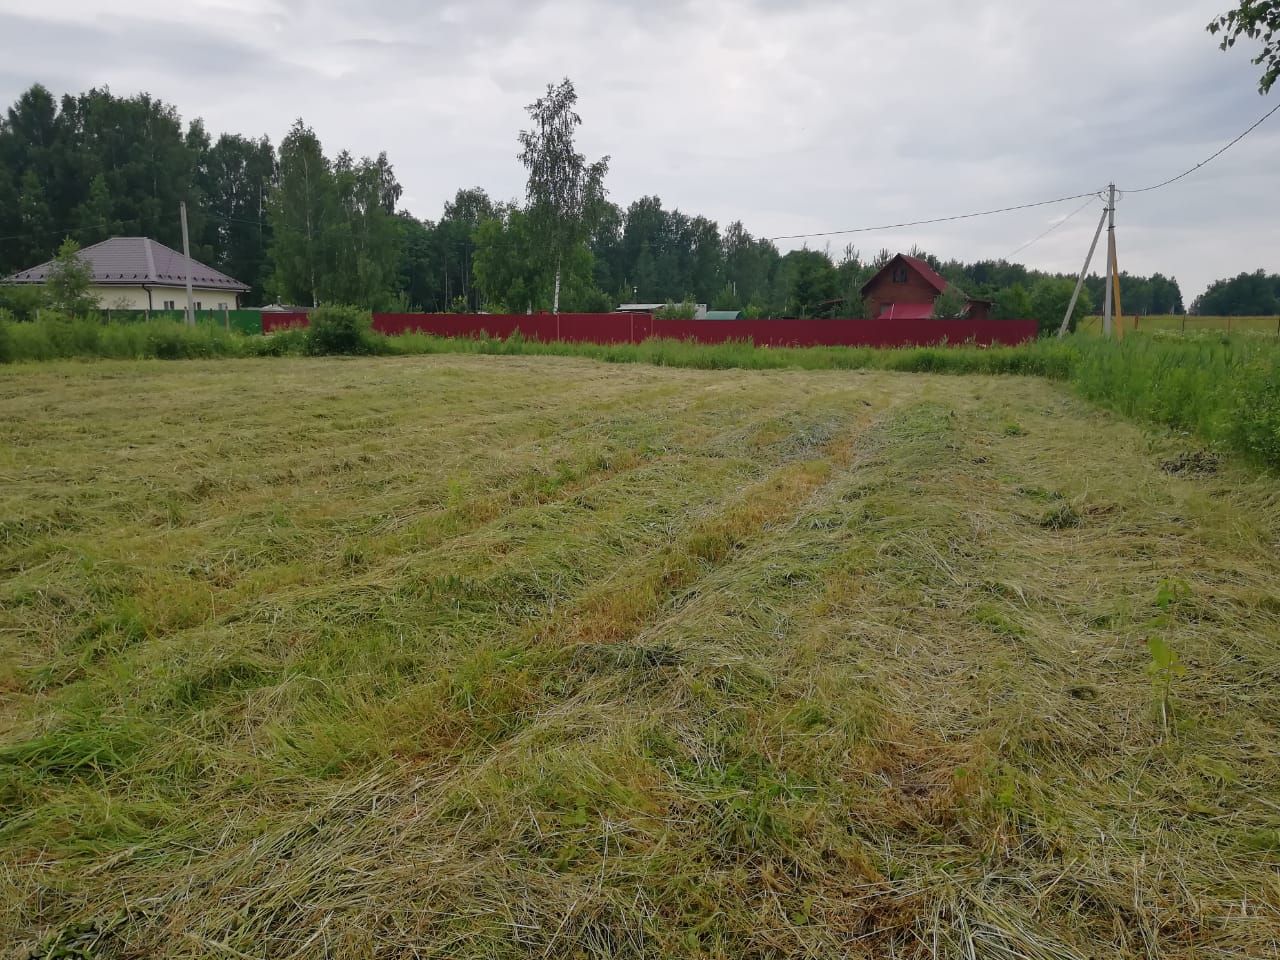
[3,354,1279,957]
[1080,313,1280,336]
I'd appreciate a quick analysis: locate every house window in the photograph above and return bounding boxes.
[892,265,909,283]
[162,300,175,310]
[194,301,202,311]
[217,302,228,311]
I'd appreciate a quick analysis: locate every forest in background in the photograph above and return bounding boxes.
[1,83,1275,320]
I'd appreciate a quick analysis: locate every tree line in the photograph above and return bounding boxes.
[1191,270,1280,316]
[7,80,1276,324]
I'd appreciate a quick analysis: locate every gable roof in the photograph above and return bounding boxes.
[860,253,950,297]
[6,237,249,292]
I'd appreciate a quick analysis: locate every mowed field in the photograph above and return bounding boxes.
[2,355,1280,959]
[1080,314,1280,336]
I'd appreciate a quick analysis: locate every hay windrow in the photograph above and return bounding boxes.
[2,355,1279,958]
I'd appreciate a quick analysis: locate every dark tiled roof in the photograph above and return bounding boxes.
[6,237,249,292]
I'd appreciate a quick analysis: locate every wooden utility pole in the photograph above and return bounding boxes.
[180,201,196,327]
[1102,184,1116,338]
[1111,237,1125,340]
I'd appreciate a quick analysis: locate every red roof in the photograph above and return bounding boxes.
[878,302,935,320]
[860,253,950,297]
[898,255,949,294]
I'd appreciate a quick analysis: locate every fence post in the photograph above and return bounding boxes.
[1181,315,1186,334]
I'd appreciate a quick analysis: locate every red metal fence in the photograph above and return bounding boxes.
[262,311,1038,348]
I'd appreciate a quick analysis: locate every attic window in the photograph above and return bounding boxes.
[892,265,909,283]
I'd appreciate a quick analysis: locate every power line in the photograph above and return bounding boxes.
[1006,195,1102,260]
[764,190,1104,243]
[3,100,1276,254]
[768,99,1279,244]
[1119,100,1280,194]
[0,214,151,245]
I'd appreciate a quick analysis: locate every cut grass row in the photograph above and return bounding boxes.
[3,314,1279,470]
[2,357,1278,956]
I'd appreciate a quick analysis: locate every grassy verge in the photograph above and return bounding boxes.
[1080,314,1280,336]
[2,315,1279,468]
[2,357,1278,957]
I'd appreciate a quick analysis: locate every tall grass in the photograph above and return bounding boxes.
[1069,333,1280,467]
[2,315,1278,467]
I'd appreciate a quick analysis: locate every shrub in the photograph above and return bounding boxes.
[45,239,98,316]
[931,287,969,319]
[0,284,48,322]
[306,306,375,355]
[249,326,309,357]
[654,300,698,321]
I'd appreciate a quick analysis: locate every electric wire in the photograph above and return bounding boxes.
[0,211,268,245]
[764,190,1104,243]
[1005,195,1102,260]
[2,100,1276,252]
[1119,100,1280,194]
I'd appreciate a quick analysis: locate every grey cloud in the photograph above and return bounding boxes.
[0,0,1275,297]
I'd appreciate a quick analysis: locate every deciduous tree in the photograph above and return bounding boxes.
[45,238,95,315]
[1209,1,1280,93]
[518,78,609,313]
[268,120,333,307]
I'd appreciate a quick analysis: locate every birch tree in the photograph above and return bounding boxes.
[518,78,609,313]
[268,120,332,307]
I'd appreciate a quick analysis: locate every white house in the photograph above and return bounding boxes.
[6,236,249,311]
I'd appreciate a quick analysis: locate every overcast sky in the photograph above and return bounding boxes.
[1,0,1275,300]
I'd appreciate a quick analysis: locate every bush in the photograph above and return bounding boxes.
[654,300,698,321]
[0,284,48,322]
[931,287,969,319]
[306,306,375,355]
[249,326,309,357]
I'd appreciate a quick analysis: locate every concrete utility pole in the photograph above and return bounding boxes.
[1102,184,1116,338]
[180,201,196,327]
[1059,205,1109,338]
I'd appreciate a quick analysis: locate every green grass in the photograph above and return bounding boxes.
[1080,314,1280,336]
[3,356,1280,957]
[4,315,1280,469]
